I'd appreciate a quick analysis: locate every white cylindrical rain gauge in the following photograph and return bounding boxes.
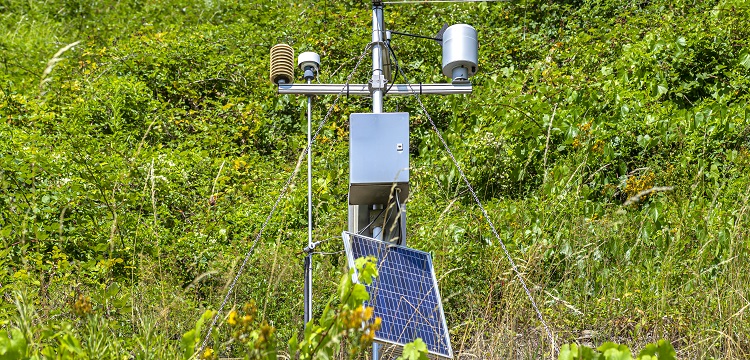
[441,24,478,83]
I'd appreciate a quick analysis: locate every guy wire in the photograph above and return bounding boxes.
[199,41,376,354]
[386,44,560,355]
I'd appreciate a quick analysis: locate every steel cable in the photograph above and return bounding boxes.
[198,41,374,354]
[387,49,559,355]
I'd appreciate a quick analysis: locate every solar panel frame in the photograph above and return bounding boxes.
[342,231,453,359]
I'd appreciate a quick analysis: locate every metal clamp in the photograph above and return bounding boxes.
[303,241,321,254]
[369,75,387,92]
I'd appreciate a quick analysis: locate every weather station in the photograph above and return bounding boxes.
[268,1,479,358]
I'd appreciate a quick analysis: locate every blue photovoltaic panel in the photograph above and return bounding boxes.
[342,232,452,359]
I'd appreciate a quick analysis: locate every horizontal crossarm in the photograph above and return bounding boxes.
[277,83,472,96]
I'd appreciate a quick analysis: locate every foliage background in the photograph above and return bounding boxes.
[1,0,749,358]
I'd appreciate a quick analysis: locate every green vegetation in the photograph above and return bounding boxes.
[1,0,749,358]
[559,340,676,360]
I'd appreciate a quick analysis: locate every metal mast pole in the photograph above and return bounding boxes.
[371,2,385,114]
[348,1,387,237]
[304,78,313,325]
[371,2,384,358]
[271,6,474,352]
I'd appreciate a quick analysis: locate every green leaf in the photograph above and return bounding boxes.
[398,338,429,360]
[105,282,120,298]
[581,345,602,360]
[319,301,335,327]
[637,340,676,360]
[598,342,632,360]
[560,343,602,360]
[338,270,353,302]
[180,310,214,359]
[738,52,750,70]
[355,256,378,285]
[59,334,83,356]
[350,283,370,303]
[0,329,27,360]
[317,346,333,360]
[558,344,576,360]
[180,329,198,360]
[657,84,668,96]
[288,336,299,354]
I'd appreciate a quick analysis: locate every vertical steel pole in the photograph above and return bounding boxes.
[349,2,386,238]
[371,3,384,114]
[304,79,313,326]
[372,5,384,359]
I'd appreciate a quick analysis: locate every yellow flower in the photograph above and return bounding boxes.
[371,317,382,331]
[363,306,374,321]
[580,121,592,132]
[72,294,93,317]
[624,171,656,199]
[200,348,215,360]
[228,310,238,326]
[592,139,605,154]
[360,329,376,344]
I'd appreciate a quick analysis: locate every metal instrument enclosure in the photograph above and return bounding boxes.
[349,112,409,205]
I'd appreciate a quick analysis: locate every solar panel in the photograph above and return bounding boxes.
[342,232,453,359]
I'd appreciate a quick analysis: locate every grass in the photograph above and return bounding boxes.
[1,0,749,359]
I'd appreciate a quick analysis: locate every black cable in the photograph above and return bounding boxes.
[388,29,441,42]
[394,188,404,245]
[358,206,386,235]
[385,39,406,95]
[384,39,398,94]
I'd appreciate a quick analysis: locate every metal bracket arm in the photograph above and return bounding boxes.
[277,83,472,96]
